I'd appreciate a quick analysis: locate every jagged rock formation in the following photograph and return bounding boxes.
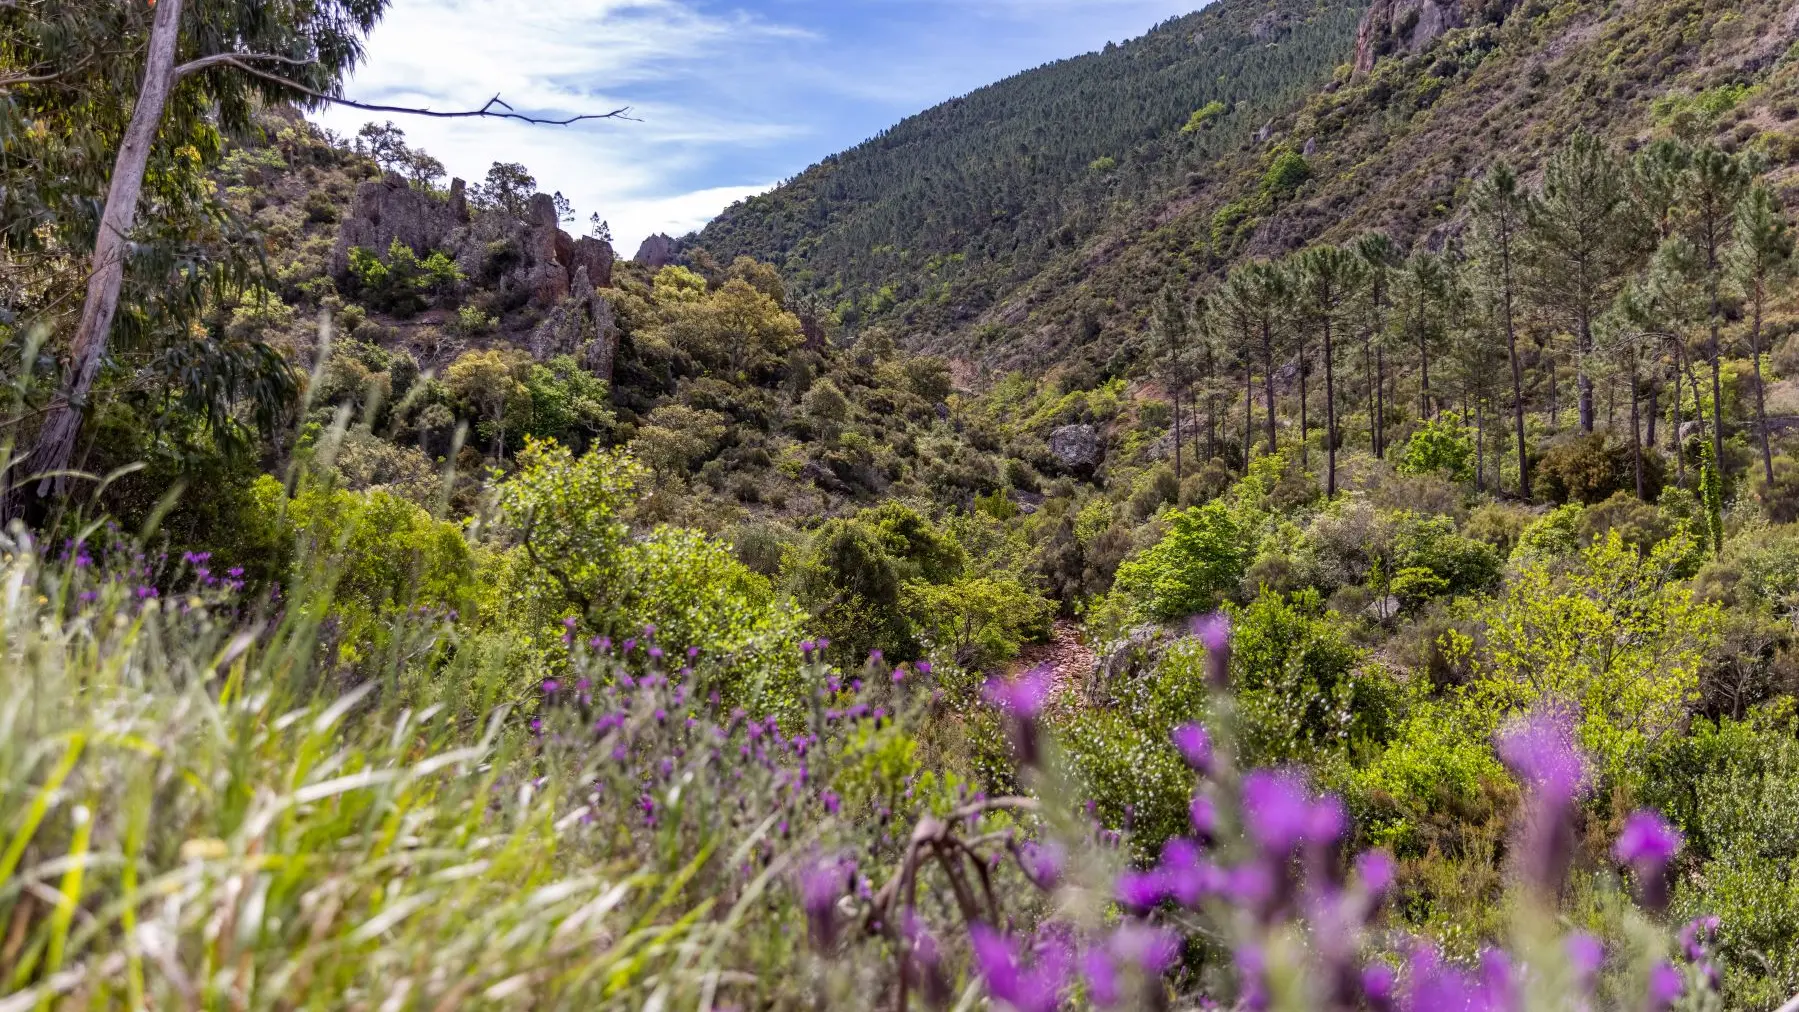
[329,172,461,276]
[335,181,616,317]
[1352,0,1515,73]
[635,233,679,269]
[529,264,622,382]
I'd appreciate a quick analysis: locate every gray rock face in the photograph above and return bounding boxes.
[336,182,620,330]
[528,264,621,382]
[1050,424,1103,472]
[330,172,461,275]
[635,233,679,269]
[1353,0,1475,73]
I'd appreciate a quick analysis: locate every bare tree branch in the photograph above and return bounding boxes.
[194,56,634,124]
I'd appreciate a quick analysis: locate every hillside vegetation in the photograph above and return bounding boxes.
[4,0,1799,1008]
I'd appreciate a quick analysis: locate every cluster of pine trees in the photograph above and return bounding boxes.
[1150,131,1793,507]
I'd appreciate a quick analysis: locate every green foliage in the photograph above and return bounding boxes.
[1229,589,1386,765]
[1457,532,1723,786]
[1113,501,1251,619]
[1260,147,1312,197]
[1536,435,1660,505]
[903,576,1053,670]
[347,238,462,315]
[1398,418,1474,481]
[1181,100,1229,133]
[1342,695,1510,856]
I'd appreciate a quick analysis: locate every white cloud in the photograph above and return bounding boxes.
[314,0,808,254]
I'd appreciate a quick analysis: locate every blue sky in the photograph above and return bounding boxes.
[315,0,1205,255]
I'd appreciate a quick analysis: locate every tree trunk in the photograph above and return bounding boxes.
[1672,355,1686,488]
[1708,272,1727,487]
[1297,336,1310,470]
[25,0,186,502]
[1752,282,1774,485]
[1173,391,1183,483]
[1577,312,1595,434]
[1376,346,1386,458]
[1365,338,1377,457]
[1324,311,1338,498]
[1630,352,1644,500]
[1261,321,1277,454]
[1503,275,1528,499]
[1475,397,1486,493]
[1417,313,1432,420]
[1244,365,1253,466]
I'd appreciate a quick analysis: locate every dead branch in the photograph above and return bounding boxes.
[191,56,634,124]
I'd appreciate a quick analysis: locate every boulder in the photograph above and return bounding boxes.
[331,172,461,275]
[1049,424,1103,472]
[635,233,679,270]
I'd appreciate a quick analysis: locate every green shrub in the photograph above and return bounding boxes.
[1398,418,1474,482]
[1113,501,1251,620]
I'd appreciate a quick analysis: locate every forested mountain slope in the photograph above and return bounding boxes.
[689,0,1368,340]
[694,0,1799,374]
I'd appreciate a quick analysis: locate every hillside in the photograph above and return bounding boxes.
[689,0,1368,341]
[694,0,1799,374]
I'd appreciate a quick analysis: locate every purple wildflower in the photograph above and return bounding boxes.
[1190,794,1218,841]
[1110,923,1180,975]
[1241,769,1315,853]
[1616,808,1682,912]
[968,925,1069,1012]
[1566,933,1604,988]
[984,666,1053,767]
[1647,962,1684,1010]
[1172,723,1214,774]
[797,856,847,949]
[1355,850,1397,901]
[1115,869,1166,911]
[1361,963,1396,1012]
[1019,839,1066,891]
[1159,837,1216,907]
[1082,948,1121,1007]
[1191,612,1231,687]
[1496,709,1588,895]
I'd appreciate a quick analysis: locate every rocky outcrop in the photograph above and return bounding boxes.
[635,233,679,270]
[336,181,619,327]
[330,172,461,275]
[1049,424,1103,473]
[528,264,622,381]
[1353,0,1464,73]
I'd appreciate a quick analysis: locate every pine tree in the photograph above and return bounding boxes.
[1352,233,1399,460]
[1219,260,1288,455]
[1730,183,1793,486]
[1297,245,1365,498]
[1471,161,1531,499]
[1525,131,1648,435]
[1681,145,1750,485]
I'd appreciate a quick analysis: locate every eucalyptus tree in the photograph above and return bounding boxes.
[1681,145,1750,478]
[1352,233,1400,459]
[1296,245,1365,497]
[1730,183,1794,484]
[1471,161,1532,498]
[1525,131,1649,435]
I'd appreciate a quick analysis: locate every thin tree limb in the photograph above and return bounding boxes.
[195,57,634,124]
[172,51,316,79]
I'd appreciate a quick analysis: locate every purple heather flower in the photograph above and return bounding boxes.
[623,638,636,653]
[1616,810,1682,868]
[542,679,559,694]
[917,661,933,675]
[985,666,1053,767]
[1405,945,1480,1012]
[1479,949,1516,1011]
[1361,963,1396,1010]
[648,646,664,660]
[1159,837,1217,907]
[797,856,847,949]
[1172,723,1214,773]
[1497,709,1588,895]
[1679,916,1720,961]
[1497,709,1588,802]
[1647,962,1684,1010]
[968,925,1069,1012]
